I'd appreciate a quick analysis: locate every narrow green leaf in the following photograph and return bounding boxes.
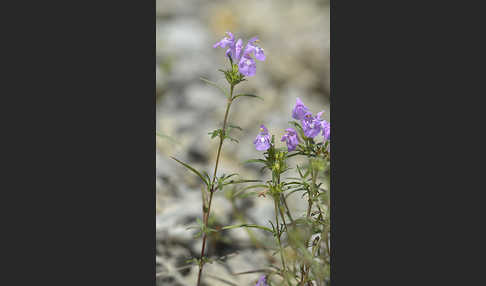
[200,77,228,97]
[228,124,243,131]
[221,224,273,233]
[170,156,209,187]
[156,132,178,143]
[237,191,262,199]
[232,184,267,198]
[221,173,238,181]
[283,181,304,186]
[285,188,307,199]
[285,152,303,159]
[202,171,212,185]
[243,159,267,165]
[222,179,261,188]
[286,177,305,181]
[225,135,239,143]
[232,94,264,101]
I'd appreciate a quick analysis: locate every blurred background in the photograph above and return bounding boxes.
[156,0,330,285]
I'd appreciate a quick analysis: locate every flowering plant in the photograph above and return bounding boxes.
[170,32,330,286]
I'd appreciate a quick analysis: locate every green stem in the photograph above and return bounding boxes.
[196,85,234,286]
[281,194,294,223]
[278,199,289,233]
[301,164,318,284]
[274,198,289,284]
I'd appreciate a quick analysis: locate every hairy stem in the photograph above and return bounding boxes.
[196,85,234,286]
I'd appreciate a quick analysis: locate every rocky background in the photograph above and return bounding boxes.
[156,0,330,285]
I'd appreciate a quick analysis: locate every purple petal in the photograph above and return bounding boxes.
[322,120,330,140]
[243,43,256,57]
[254,135,270,151]
[233,38,243,61]
[281,128,299,151]
[255,47,265,61]
[292,98,310,120]
[302,114,322,138]
[260,124,268,134]
[255,275,267,286]
[254,126,271,151]
[239,56,256,77]
[213,32,235,49]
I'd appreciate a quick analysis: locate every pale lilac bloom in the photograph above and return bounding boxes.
[255,275,268,286]
[322,120,330,141]
[292,98,310,120]
[213,32,235,49]
[235,37,264,76]
[302,112,323,138]
[238,55,256,77]
[244,37,266,61]
[213,32,265,77]
[254,125,271,151]
[281,128,299,151]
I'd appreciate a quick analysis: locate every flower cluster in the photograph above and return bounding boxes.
[292,98,330,140]
[213,32,266,77]
[254,98,330,152]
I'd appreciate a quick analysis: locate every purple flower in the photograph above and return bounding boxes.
[281,128,299,151]
[255,275,268,286]
[292,98,310,120]
[213,32,265,77]
[254,125,271,151]
[238,55,256,77]
[244,37,266,61]
[213,32,235,49]
[302,111,324,138]
[322,120,330,141]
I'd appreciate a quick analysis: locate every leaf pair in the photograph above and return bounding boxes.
[208,127,240,143]
[186,217,218,238]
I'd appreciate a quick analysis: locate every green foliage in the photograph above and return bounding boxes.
[156,132,178,144]
[172,50,331,286]
[200,77,229,97]
[232,93,264,101]
[219,63,246,87]
[208,126,241,144]
[221,223,273,234]
[232,127,331,285]
[170,156,210,188]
